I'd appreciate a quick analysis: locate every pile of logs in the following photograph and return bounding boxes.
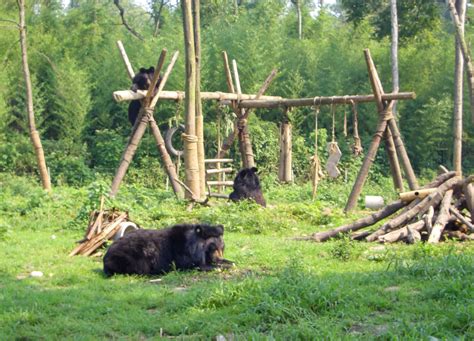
[69,209,129,256]
[304,171,474,244]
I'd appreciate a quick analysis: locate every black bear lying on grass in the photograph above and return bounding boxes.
[103,224,233,276]
[128,66,162,126]
[229,167,266,207]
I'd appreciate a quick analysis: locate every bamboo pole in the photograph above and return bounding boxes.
[230,92,415,109]
[399,188,436,202]
[232,59,255,168]
[193,0,206,200]
[216,51,240,159]
[181,0,200,200]
[116,40,135,79]
[18,0,51,191]
[113,90,411,104]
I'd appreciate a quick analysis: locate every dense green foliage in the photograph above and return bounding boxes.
[0,0,472,187]
[0,175,473,339]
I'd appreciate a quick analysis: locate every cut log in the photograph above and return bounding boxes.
[424,206,434,235]
[303,200,407,242]
[406,227,422,244]
[449,207,474,232]
[366,176,462,242]
[443,230,474,241]
[463,182,474,222]
[378,220,425,243]
[428,189,454,243]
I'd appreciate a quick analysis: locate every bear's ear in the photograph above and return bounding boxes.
[139,67,147,73]
[251,167,258,173]
[148,66,155,73]
[216,225,224,235]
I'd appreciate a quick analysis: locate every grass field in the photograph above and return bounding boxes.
[1,174,473,339]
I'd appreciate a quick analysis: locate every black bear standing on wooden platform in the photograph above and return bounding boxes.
[103,224,233,276]
[229,167,266,207]
[128,66,161,126]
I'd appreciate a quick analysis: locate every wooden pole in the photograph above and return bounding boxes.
[278,110,293,183]
[231,92,415,109]
[344,108,391,212]
[113,90,412,105]
[116,40,135,80]
[384,127,404,192]
[110,109,150,196]
[193,0,206,200]
[364,49,419,190]
[148,117,184,198]
[232,59,255,168]
[18,0,51,191]
[181,0,200,200]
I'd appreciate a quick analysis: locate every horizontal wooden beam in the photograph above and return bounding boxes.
[206,167,233,174]
[204,158,233,163]
[206,181,234,186]
[113,90,282,103]
[232,92,416,109]
[208,192,230,199]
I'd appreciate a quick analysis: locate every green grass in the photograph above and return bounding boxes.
[0,174,473,339]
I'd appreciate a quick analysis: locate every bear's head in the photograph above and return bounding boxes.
[233,167,261,190]
[131,66,155,92]
[194,224,225,264]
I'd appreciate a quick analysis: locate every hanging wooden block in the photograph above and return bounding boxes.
[326,142,342,178]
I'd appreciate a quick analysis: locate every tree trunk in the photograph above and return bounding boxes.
[193,0,206,200]
[447,0,474,124]
[453,0,466,176]
[296,0,302,40]
[18,0,51,191]
[390,0,399,115]
[428,189,454,243]
[181,0,200,200]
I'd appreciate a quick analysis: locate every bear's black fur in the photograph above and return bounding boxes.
[229,167,266,207]
[103,224,232,276]
[128,66,161,126]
